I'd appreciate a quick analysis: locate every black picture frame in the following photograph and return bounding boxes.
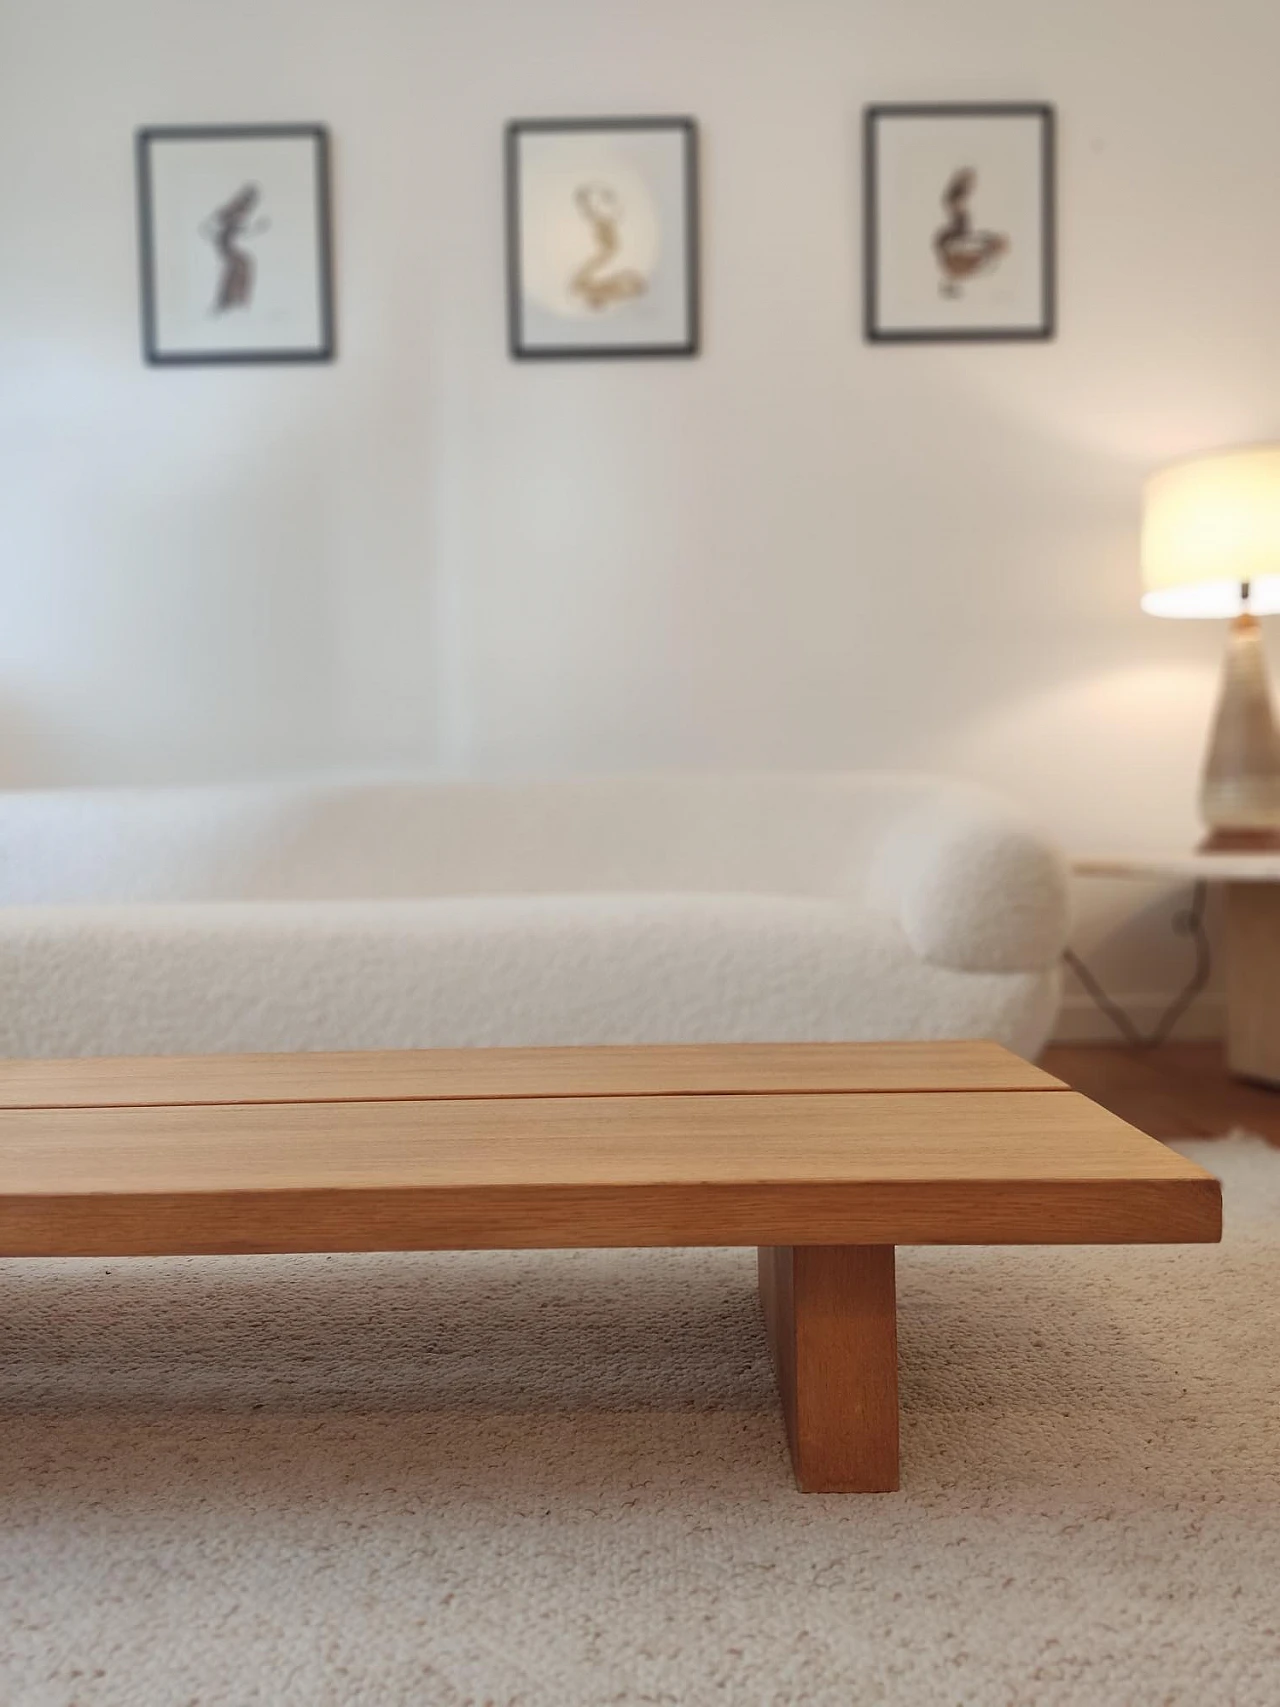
[863,102,1056,344]
[136,123,336,366]
[505,116,700,361]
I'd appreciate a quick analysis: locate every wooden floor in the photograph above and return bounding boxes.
[1042,1042,1280,1145]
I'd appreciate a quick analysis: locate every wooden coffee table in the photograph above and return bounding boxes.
[0,1040,1221,1493]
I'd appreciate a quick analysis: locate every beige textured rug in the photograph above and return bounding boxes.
[2,1138,1277,1707]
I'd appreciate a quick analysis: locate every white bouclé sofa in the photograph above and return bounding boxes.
[0,774,1069,1060]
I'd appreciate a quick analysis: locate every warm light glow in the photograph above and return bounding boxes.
[1141,446,1280,618]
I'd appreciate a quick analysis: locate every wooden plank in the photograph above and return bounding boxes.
[0,1041,1066,1111]
[0,1091,1222,1256]
[759,1246,899,1493]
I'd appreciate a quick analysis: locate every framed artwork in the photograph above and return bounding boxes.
[136,124,335,365]
[864,103,1055,343]
[505,116,700,360]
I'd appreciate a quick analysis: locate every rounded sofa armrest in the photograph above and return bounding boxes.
[867,784,1071,975]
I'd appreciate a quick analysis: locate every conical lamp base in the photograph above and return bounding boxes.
[1198,613,1280,851]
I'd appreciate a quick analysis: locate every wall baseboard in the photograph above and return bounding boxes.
[1052,993,1224,1045]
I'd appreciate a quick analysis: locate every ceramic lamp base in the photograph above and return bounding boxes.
[1199,613,1280,847]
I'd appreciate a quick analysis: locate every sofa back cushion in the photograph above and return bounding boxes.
[0,774,971,905]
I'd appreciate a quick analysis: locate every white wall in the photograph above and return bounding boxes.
[3,0,1280,1035]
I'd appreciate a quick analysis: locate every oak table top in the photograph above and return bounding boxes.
[0,1040,1222,1493]
[0,1040,1218,1257]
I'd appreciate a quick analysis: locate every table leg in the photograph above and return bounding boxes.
[1225,883,1280,1086]
[757,1244,899,1493]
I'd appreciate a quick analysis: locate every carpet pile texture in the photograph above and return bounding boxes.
[2,1137,1276,1706]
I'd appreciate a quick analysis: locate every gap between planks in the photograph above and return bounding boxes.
[0,1085,1076,1113]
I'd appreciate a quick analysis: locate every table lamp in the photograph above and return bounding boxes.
[1142,445,1280,850]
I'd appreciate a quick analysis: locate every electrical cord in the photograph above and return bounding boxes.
[1062,880,1212,1049]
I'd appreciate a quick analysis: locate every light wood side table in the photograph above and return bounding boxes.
[1075,853,1280,1087]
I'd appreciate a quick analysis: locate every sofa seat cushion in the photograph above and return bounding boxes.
[0,893,1058,1061]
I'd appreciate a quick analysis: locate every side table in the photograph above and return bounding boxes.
[1074,853,1280,1087]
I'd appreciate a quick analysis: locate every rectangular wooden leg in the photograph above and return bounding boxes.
[1225,883,1280,1086]
[758,1244,899,1493]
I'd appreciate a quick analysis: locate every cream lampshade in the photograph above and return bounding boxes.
[1142,445,1280,849]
